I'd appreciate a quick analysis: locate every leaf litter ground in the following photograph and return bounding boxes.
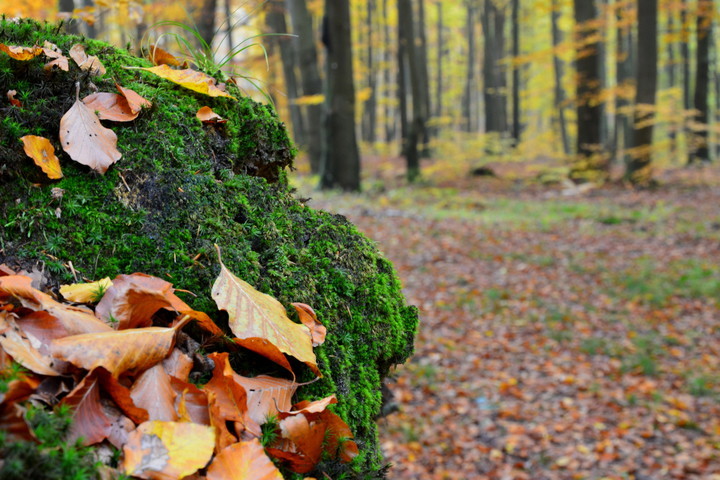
[294,158,720,480]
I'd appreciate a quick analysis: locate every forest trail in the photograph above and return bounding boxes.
[297,163,720,479]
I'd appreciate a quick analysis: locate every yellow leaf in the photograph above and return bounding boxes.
[60,277,113,304]
[135,65,234,98]
[123,421,215,479]
[20,135,63,179]
[0,43,42,61]
[291,94,325,106]
[206,439,283,480]
[211,246,318,376]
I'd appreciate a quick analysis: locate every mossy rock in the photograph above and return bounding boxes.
[0,18,417,478]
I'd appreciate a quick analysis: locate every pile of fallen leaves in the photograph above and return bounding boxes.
[2,40,231,177]
[0,247,357,479]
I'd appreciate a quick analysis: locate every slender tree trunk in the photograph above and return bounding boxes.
[571,0,606,182]
[689,0,713,164]
[613,0,634,162]
[417,0,432,153]
[483,0,507,134]
[681,0,691,112]
[383,0,396,142]
[286,0,324,173]
[463,5,476,132]
[362,0,378,144]
[511,0,521,143]
[435,1,444,121]
[266,1,306,147]
[627,0,658,185]
[667,6,677,151]
[551,0,570,155]
[197,0,218,50]
[319,0,361,191]
[225,0,234,55]
[59,0,79,34]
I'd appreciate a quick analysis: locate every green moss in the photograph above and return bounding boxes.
[0,17,417,478]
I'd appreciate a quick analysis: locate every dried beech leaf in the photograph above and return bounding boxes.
[135,65,234,98]
[51,317,190,377]
[20,135,63,179]
[115,83,151,112]
[59,277,113,303]
[0,312,61,376]
[179,309,224,337]
[130,363,178,422]
[123,421,215,480]
[212,247,318,375]
[82,92,138,122]
[196,106,226,124]
[170,377,209,425]
[7,89,21,107]
[232,374,297,429]
[69,43,106,75]
[60,83,121,174]
[61,369,114,445]
[147,44,182,66]
[207,439,284,480]
[162,348,194,382]
[0,43,42,60]
[95,273,191,330]
[291,303,327,347]
[0,275,112,335]
[15,310,69,356]
[204,352,253,437]
[0,401,35,442]
[207,391,240,451]
[266,414,325,474]
[98,369,150,424]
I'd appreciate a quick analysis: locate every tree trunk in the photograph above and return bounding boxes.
[511,0,521,143]
[286,0,323,173]
[570,0,606,182]
[383,0,396,142]
[225,0,234,56]
[319,0,361,191]
[463,5,476,132]
[613,0,634,162]
[689,0,713,164]
[266,0,306,148]
[435,1,444,122]
[362,0,378,144]
[667,6,677,152]
[482,0,507,134]
[551,0,570,155]
[59,0,79,34]
[627,0,658,185]
[196,0,217,50]
[681,0,691,112]
[417,0,432,153]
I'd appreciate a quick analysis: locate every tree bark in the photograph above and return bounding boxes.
[463,4,476,132]
[196,0,218,50]
[362,0,378,144]
[319,0,361,191]
[613,0,634,162]
[511,0,521,143]
[627,0,658,185]
[417,0,432,153]
[482,0,507,134]
[435,1,444,122]
[551,0,570,156]
[59,0,79,34]
[383,0,396,143]
[689,0,713,164]
[570,0,606,182]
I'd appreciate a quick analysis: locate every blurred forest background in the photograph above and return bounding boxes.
[2,0,718,189]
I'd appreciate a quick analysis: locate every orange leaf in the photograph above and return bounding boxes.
[0,311,61,376]
[266,414,325,474]
[7,90,21,107]
[0,43,42,60]
[59,277,113,303]
[69,43,106,75]
[204,352,253,437]
[179,309,225,337]
[95,274,191,330]
[234,374,298,429]
[291,303,326,347]
[170,377,209,425]
[50,316,190,377]
[123,421,215,479]
[98,369,150,424]
[206,439,284,480]
[162,348,194,382]
[20,135,63,179]
[130,363,178,422]
[147,44,182,66]
[60,83,121,174]
[135,65,234,98]
[0,275,112,335]
[212,247,318,375]
[116,83,151,113]
[82,92,138,122]
[15,310,69,355]
[196,106,227,124]
[61,369,115,445]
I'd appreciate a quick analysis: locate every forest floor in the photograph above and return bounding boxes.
[292,156,720,480]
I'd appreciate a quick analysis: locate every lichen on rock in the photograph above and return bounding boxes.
[0,17,417,477]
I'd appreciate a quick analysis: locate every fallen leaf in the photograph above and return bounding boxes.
[233,373,297,430]
[135,65,234,98]
[130,363,178,422]
[170,377,209,425]
[50,316,191,377]
[98,369,150,424]
[162,348,194,382]
[115,83,151,112]
[20,135,63,179]
[147,44,182,66]
[60,277,113,303]
[0,400,35,442]
[0,311,60,376]
[266,414,325,474]
[15,310,69,355]
[95,273,191,330]
[291,303,326,347]
[61,369,115,445]
[123,421,215,480]
[179,309,225,337]
[212,247,318,375]
[69,43,106,75]
[60,82,121,174]
[204,352,252,437]
[42,42,69,71]
[206,439,284,480]
[196,106,227,124]
[7,89,21,107]
[0,43,42,60]
[82,92,139,122]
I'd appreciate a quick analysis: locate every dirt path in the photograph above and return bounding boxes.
[300,172,720,479]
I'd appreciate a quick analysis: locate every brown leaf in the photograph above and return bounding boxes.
[60,83,121,174]
[207,391,240,451]
[50,316,190,377]
[147,44,182,67]
[266,414,325,474]
[0,401,35,442]
[162,348,194,382]
[291,303,327,347]
[0,275,112,335]
[61,369,115,445]
[42,41,70,71]
[212,247,318,375]
[69,43,106,75]
[20,135,63,179]
[15,310,69,356]
[7,89,21,107]
[204,352,253,438]
[170,377,209,425]
[130,363,178,422]
[122,421,215,480]
[115,83,151,112]
[82,92,138,122]
[196,106,227,124]
[0,311,61,376]
[0,43,42,60]
[95,274,191,330]
[232,373,297,431]
[180,309,225,337]
[97,369,149,424]
[206,439,284,480]
[135,65,234,98]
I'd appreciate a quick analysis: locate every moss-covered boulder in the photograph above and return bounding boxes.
[0,18,417,477]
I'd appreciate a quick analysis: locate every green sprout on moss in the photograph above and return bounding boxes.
[260,414,279,447]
